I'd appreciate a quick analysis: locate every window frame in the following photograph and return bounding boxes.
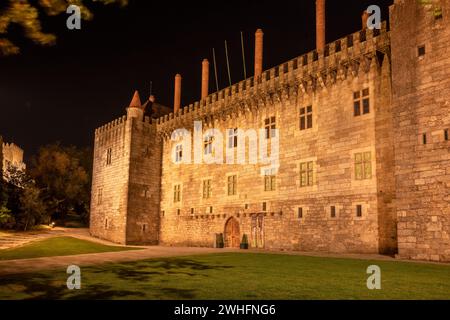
[264,116,277,140]
[202,179,212,199]
[264,168,276,191]
[227,175,237,196]
[300,106,313,131]
[175,144,183,163]
[354,152,372,180]
[299,161,314,187]
[353,89,370,117]
[228,128,238,149]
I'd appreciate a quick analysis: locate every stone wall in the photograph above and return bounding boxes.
[125,118,162,245]
[390,0,450,262]
[158,26,394,254]
[90,116,130,244]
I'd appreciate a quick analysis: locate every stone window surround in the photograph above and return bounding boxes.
[295,206,309,222]
[353,88,370,117]
[326,205,343,220]
[201,177,213,201]
[352,202,369,220]
[351,146,376,188]
[173,183,182,203]
[175,144,183,163]
[299,105,313,131]
[226,173,238,197]
[263,167,277,192]
[106,147,112,166]
[97,188,103,205]
[296,157,318,192]
[264,116,277,140]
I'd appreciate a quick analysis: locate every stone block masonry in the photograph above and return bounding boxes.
[90,0,450,262]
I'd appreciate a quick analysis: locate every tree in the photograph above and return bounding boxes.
[17,180,47,231]
[0,0,128,56]
[29,143,91,222]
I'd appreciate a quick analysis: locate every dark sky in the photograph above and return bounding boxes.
[0,0,393,158]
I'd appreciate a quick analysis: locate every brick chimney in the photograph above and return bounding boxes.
[201,59,209,99]
[254,29,264,78]
[316,0,326,52]
[174,74,182,113]
[362,10,369,29]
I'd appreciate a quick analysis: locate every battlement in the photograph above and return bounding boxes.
[95,115,159,136]
[95,116,128,136]
[156,21,389,132]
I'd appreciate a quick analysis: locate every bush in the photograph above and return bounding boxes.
[216,233,224,248]
[240,234,249,250]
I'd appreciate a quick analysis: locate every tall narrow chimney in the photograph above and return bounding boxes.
[174,74,182,113]
[201,59,209,99]
[254,29,264,78]
[362,10,369,29]
[316,0,326,52]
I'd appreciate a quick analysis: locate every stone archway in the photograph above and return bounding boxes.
[224,217,240,248]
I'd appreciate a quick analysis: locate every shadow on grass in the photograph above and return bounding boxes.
[0,257,235,300]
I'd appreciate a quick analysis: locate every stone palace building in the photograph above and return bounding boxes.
[90,0,450,262]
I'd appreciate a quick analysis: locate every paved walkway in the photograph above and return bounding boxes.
[0,246,236,275]
[1,228,446,275]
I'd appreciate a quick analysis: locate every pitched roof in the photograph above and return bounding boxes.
[129,90,142,108]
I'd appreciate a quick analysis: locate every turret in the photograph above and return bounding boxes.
[126,90,144,120]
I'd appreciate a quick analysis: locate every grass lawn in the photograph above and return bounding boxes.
[0,237,140,261]
[0,253,449,300]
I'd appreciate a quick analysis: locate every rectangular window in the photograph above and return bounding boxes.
[142,224,147,232]
[177,209,181,216]
[300,106,313,130]
[209,206,213,214]
[262,202,267,211]
[161,210,165,217]
[105,219,108,229]
[445,129,449,141]
[355,152,372,180]
[173,185,181,203]
[353,89,370,116]
[191,208,194,215]
[106,148,112,166]
[202,179,212,199]
[264,168,276,191]
[298,207,303,219]
[175,144,183,163]
[356,205,363,217]
[204,135,214,155]
[265,117,276,139]
[418,45,426,57]
[330,206,336,218]
[423,133,427,145]
[228,128,238,148]
[300,161,314,187]
[227,175,237,196]
[97,188,103,205]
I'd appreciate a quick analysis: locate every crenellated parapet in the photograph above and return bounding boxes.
[156,22,390,138]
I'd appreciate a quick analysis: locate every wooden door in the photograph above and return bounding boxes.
[224,218,240,248]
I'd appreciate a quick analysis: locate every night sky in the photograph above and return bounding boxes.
[0,0,393,159]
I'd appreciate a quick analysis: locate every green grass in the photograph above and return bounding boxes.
[0,237,139,261]
[0,253,449,300]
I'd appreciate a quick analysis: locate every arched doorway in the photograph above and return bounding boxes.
[224,217,240,248]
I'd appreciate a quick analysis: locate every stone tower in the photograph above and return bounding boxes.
[90,91,163,245]
[390,0,450,261]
